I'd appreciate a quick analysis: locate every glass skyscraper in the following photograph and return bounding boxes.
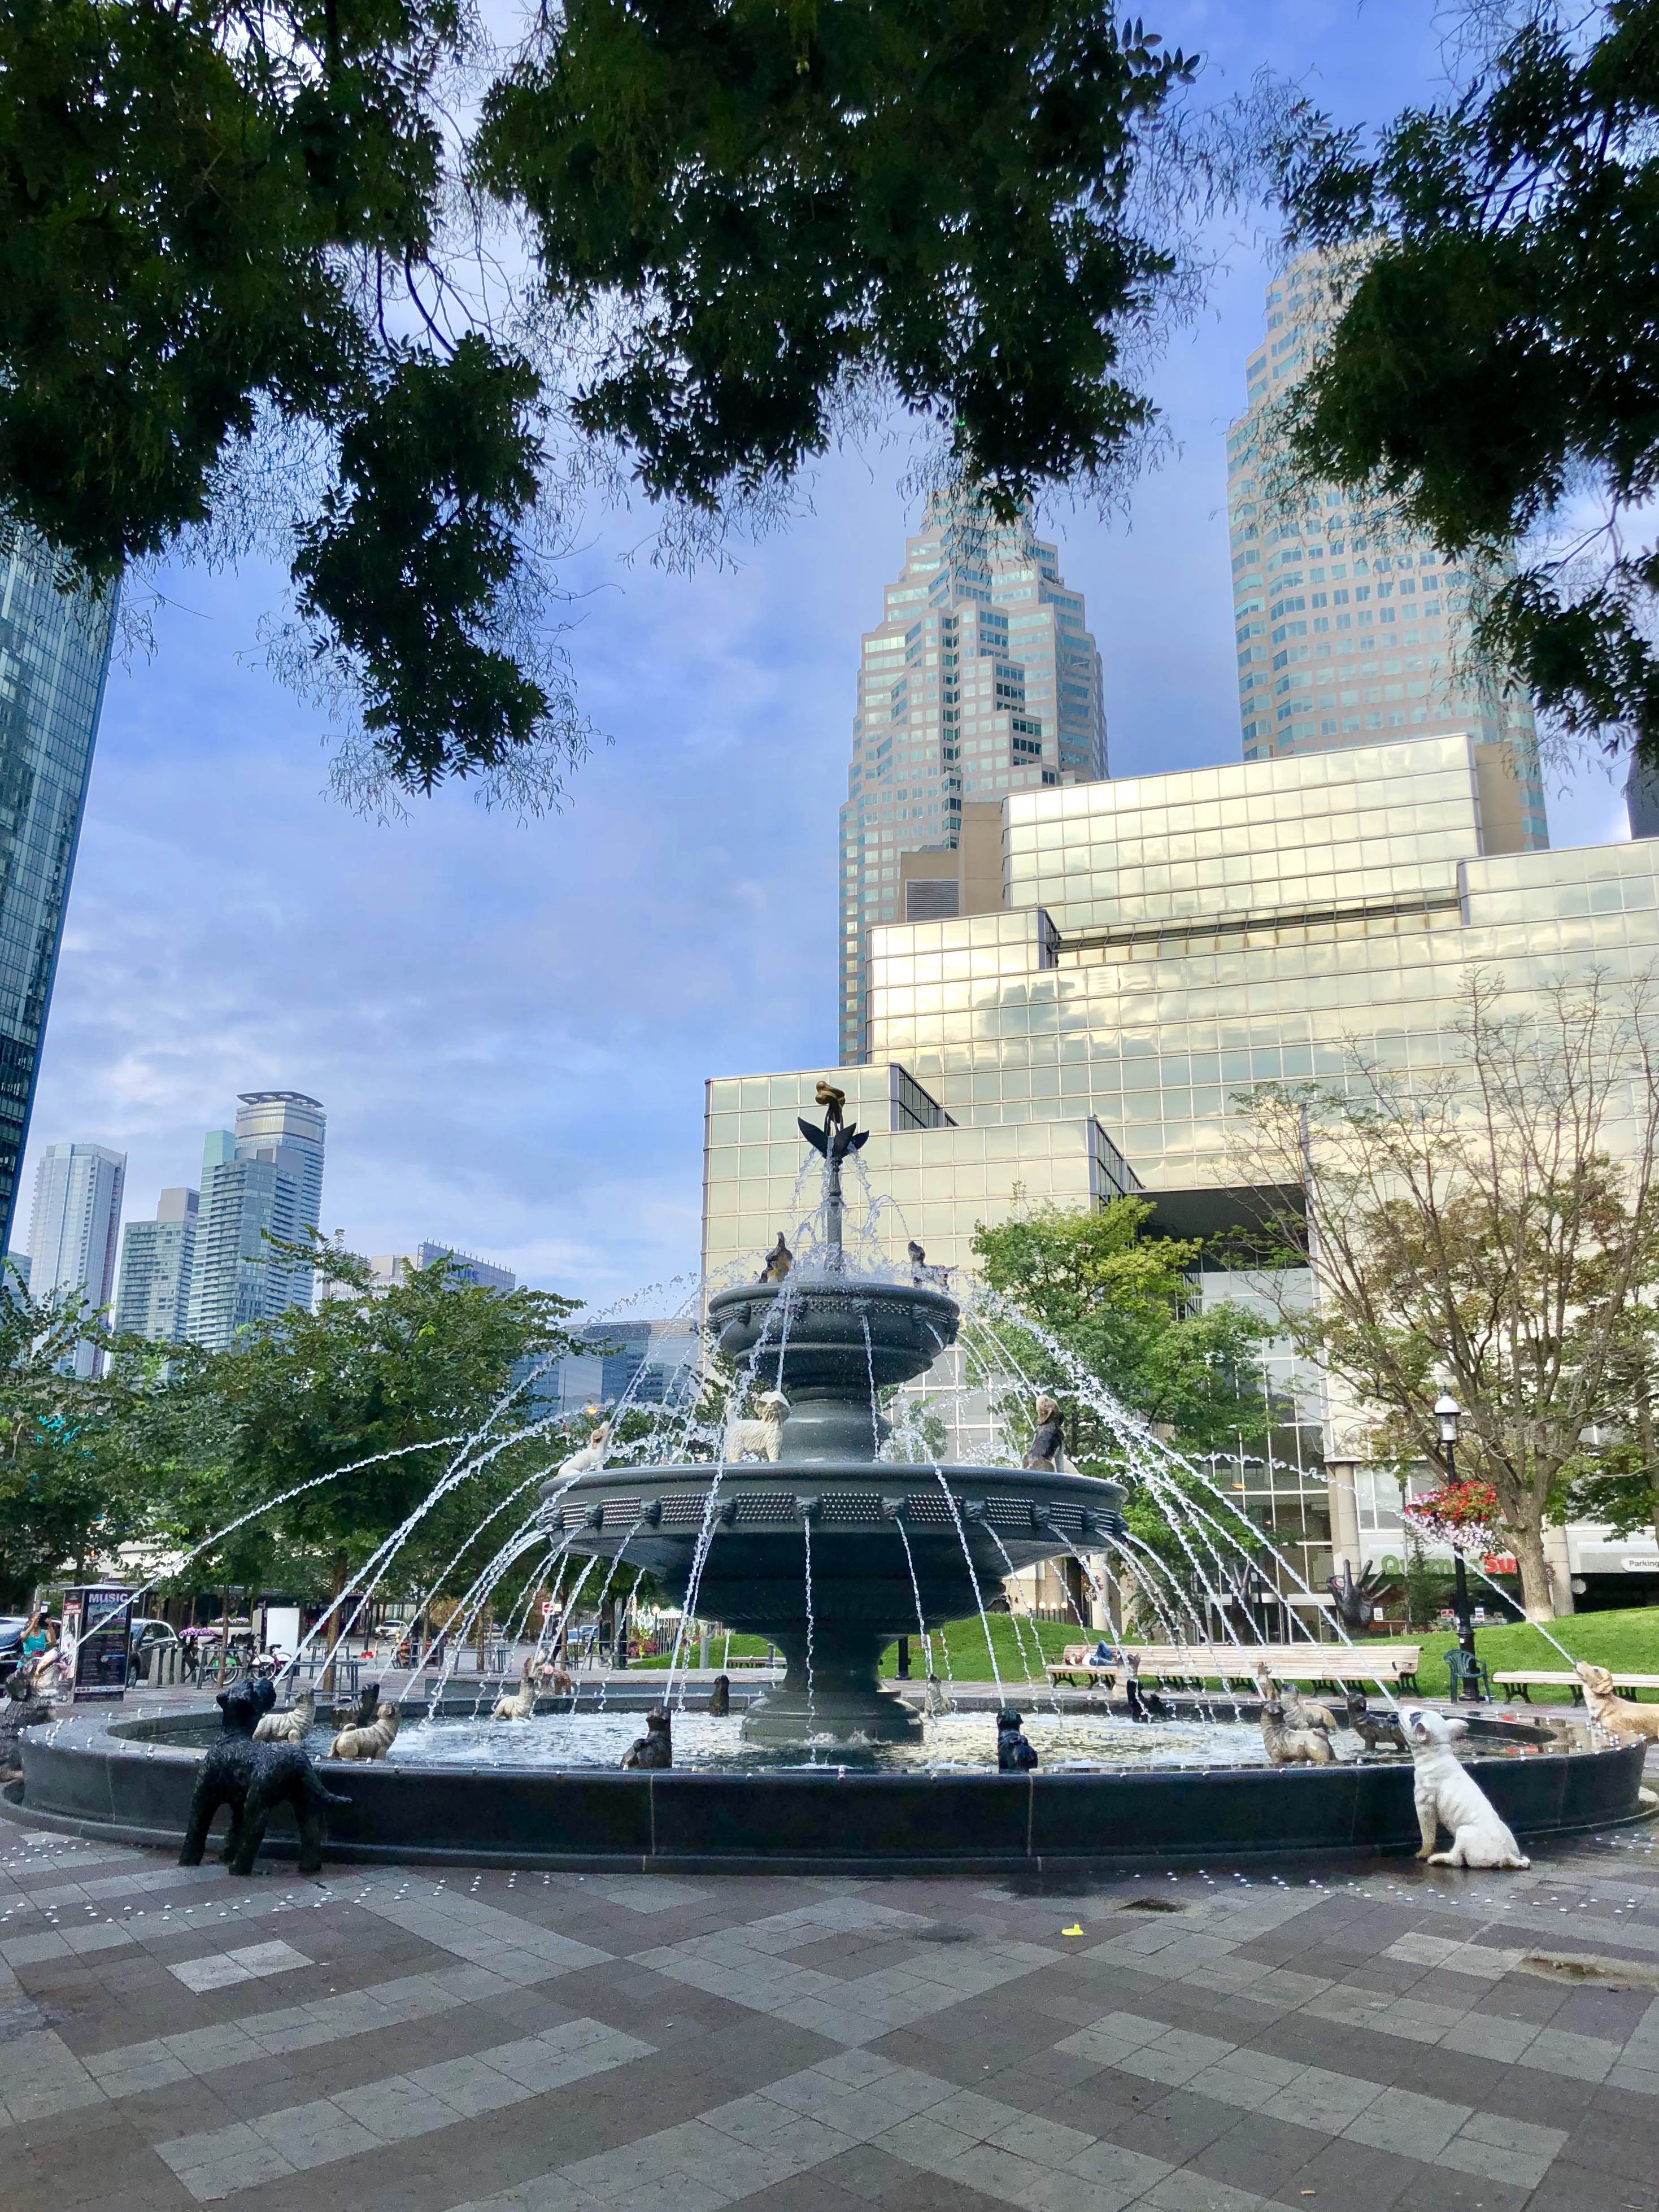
[1228,252,1549,851]
[707,731,1659,1604]
[114,1187,198,1346]
[0,530,117,1251]
[838,491,1107,1062]
[26,1139,125,1377]
[188,1092,326,1349]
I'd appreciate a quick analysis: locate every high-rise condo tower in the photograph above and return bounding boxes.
[838,492,1107,1062]
[188,1091,326,1349]
[26,1140,125,1377]
[1227,251,1548,852]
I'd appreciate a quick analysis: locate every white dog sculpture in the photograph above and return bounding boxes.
[558,1421,611,1478]
[1402,1705,1530,1867]
[491,1664,538,1721]
[252,1687,315,1744]
[724,1391,787,1462]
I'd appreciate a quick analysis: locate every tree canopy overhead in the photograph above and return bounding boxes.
[0,0,1199,805]
[1274,0,1659,769]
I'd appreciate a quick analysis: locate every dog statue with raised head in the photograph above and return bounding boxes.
[1261,1697,1335,1766]
[724,1390,787,1462]
[534,1654,574,1695]
[180,1678,349,1875]
[558,1422,611,1479]
[1255,1667,1339,1736]
[330,1701,400,1761]
[253,1687,316,1744]
[707,1672,731,1715]
[491,1665,538,1721]
[1575,1661,1659,1745]
[1344,1689,1408,1754]
[996,1709,1039,1771]
[621,1709,672,1769]
[1402,1706,1530,1867]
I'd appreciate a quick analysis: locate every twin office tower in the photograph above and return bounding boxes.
[27,1091,326,1373]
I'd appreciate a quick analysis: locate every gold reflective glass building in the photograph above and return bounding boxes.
[706,732,1659,1607]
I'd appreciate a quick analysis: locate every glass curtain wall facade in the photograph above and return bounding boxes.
[0,531,117,1251]
[26,1139,126,1377]
[839,493,1107,1062]
[188,1092,325,1348]
[1229,252,1548,851]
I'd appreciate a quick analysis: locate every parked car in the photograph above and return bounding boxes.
[127,1620,181,1679]
[0,1616,31,1682]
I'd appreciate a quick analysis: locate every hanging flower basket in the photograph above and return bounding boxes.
[1403,1479,1504,1556]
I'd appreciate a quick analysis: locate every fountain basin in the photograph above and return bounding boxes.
[547,1461,1125,1741]
[12,1705,1649,1873]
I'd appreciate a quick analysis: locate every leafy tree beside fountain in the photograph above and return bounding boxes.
[114,1238,585,1631]
[1238,969,1659,1622]
[970,1198,1275,1459]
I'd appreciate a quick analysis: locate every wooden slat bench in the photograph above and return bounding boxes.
[1493,1669,1659,1704]
[1045,1644,1422,1693]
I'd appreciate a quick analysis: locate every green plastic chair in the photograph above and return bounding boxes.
[1444,1647,1491,1701]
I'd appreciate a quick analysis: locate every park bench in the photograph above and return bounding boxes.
[1493,1669,1659,1704]
[1045,1643,1422,1693]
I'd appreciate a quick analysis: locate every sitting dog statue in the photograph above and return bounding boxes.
[491,1664,538,1722]
[330,1701,400,1761]
[924,1673,951,1716]
[1575,1661,1659,1745]
[1344,1689,1408,1754]
[253,1686,315,1744]
[1401,1706,1530,1867]
[1260,1697,1335,1766]
[707,1672,731,1715]
[534,1654,574,1695]
[996,1708,1039,1771]
[621,1709,673,1769]
[180,1679,349,1875]
[724,1391,788,1463]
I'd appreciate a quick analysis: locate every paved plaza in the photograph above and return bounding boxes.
[2,1801,1658,2212]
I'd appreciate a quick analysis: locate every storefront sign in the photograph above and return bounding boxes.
[1481,1554,1518,1575]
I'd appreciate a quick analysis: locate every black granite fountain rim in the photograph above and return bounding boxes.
[10,1705,1649,1875]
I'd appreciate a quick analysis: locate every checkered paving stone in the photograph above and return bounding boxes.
[2,1804,1658,2212]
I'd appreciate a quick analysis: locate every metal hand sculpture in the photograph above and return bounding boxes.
[1327,1559,1385,1635]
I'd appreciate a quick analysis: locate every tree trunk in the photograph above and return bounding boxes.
[1509,1521,1556,1622]
[320,1550,349,1698]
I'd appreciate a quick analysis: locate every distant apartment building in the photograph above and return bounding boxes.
[1227,251,1548,851]
[319,1241,518,1300]
[114,1187,198,1344]
[0,531,119,1255]
[188,1092,326,1349]
[839,491,1108,1062]
[525,1320,700,1419]
[26,1139,125,1375]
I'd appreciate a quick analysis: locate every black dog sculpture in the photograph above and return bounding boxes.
[180,1678,350,1876]
[996,1708,1039,1771]
[707,1673,730,1715]
[621,1709,673,1769]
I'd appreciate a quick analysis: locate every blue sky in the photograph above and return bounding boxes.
[19,0,1633,1316]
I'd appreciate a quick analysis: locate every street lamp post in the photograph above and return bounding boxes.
[1435,1393,1479,1695]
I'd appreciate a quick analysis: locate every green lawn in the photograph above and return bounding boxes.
[632,1606,1659,1699]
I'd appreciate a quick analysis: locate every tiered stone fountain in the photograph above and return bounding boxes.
[546,1101,1126,1741]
